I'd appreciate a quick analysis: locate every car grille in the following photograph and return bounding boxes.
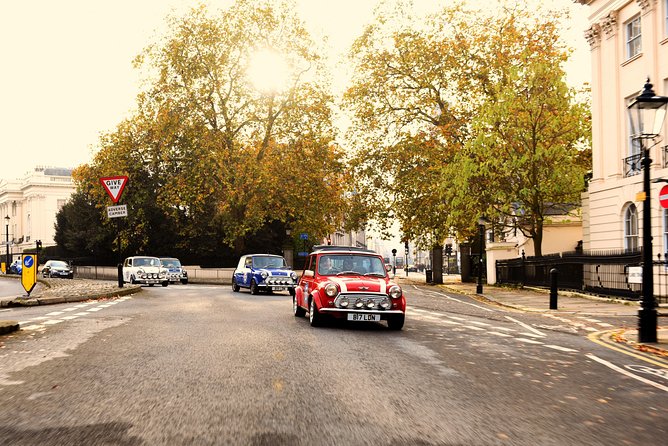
[335,293,389,309]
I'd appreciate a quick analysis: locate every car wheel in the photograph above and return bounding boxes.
[232,278,240,292]
[250,279,259,295]
[130,275,137,285]
[387,314,405,330]
[49,271,54,278]
[162,281,169,287]
[309,297,323,327]
[293,296,306,317]
[181,279,188,285]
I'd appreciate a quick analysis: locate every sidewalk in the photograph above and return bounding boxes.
[0,276,141,335]
[395,271,668,359]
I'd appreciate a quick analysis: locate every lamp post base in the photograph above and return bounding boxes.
[476,284,483,294]
[638,307,658,343]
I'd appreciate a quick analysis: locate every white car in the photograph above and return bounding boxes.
[122,256,169,287]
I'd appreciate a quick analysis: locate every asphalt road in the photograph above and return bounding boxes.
[0,284,666,445]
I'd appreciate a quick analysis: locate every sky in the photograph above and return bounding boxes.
[0,0,590,182]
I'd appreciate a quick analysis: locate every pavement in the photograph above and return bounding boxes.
[1,272,666,364]
[394,271,668,362]
[0,275,141,335]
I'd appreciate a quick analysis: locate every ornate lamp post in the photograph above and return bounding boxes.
[627,78,668,343]
[476,217,486,294]
[4,215,9,273]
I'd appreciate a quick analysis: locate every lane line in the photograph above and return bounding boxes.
[586,353,668,393]
[544,345,578,353]
[516,338,544,345]
[505,316,546,337]
[423,290,495,312]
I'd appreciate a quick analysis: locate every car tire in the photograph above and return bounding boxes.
[130,275,137,285]
[232,279,240,292]
[309,297,323,327]
[250,279,259,295]
[293,296,306,317]
[387,314,405,330]
[180,279,188,285]
[162,281,169,287]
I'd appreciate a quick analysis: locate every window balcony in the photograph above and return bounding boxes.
[624,153,642,177]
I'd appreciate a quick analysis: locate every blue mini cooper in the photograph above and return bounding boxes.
[232,254,297,296]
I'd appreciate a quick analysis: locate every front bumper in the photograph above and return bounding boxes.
[136,278,166,284]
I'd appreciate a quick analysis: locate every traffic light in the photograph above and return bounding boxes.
[445,244,452,256]
[36,240,42,251]
[404,240,409,250]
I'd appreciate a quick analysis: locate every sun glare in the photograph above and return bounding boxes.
[247,49,290,93]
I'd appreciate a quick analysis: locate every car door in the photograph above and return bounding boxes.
[298,255,316,308]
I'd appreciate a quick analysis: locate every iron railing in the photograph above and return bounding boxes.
[496,249,668,304]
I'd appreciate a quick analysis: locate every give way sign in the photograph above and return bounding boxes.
[100,176,129,203]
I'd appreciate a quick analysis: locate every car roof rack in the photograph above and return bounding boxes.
[311,245,375,253]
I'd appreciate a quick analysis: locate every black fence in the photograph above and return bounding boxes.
[496,249,668,304]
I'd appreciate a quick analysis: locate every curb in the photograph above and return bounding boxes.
[0,320,19,335]
[4,285,142,307]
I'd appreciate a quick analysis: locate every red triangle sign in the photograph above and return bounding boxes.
[100,176,129,203]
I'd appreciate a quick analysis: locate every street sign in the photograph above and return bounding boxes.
[628,266,642,284]
[100,176,129,203]
[107,204,128,218]
[297,251,309,257]
[21,254,37,295]
[660,185,668,208]
[300,233,308,240]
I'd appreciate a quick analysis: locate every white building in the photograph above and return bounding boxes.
[0,167,75,263]
[576,0,668,253]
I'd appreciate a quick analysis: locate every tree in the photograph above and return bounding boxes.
[344,2,591,255]
[448,9,591,256]
[343,2,472,249]
[65,0,349,261]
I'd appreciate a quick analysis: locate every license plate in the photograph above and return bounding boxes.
[273,287,285,291]
[347,313,380,322]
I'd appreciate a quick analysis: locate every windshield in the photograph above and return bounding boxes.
[161,259,181,268]
[50,261,69,268]
[135,257,160,267]
[317,254,386,277]
[253,256,286,269]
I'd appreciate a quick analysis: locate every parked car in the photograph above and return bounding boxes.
[122,256,169,287]
[159,257,188,284]
[41,260,74,279]
[293,245,406,330]
[8,259,22,275]
[232,254,297,295]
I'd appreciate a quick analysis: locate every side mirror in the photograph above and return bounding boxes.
[385,264,392,272]
[303,270,314,278]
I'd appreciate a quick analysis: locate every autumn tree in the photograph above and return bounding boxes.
[344,1,591,257]
[68,0,348,261]
[447,8,591,257]
[343,3,473,249]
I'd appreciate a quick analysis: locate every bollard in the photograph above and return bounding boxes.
[549,268,558,309]
[117,263,124,288]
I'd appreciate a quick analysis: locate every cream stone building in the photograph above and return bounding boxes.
[578,0,668,253]
[0,167,75,263]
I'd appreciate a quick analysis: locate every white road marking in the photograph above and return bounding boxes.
[544,345,578,353]
[467,320,491,326]
[516,338,544,345]
[586,354,668,392]
[423,290,495,312]
[45,311,64,316]
[43,320,63,325]
[463,325,484,331]
[597,323,614,328]
[87,308,102,312]
[488,331,513,337]
[61,316,79,320]
[505,316,546,337]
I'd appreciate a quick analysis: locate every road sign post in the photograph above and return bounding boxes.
[100,176,129,288]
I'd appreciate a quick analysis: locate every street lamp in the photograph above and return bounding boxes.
[4,215,9,273]
[476,217,486,294]
[627,78,668,343]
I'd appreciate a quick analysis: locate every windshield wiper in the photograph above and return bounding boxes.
[336,271,358,276]
[363,272,385,277]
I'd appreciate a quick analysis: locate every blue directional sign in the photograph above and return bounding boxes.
[297,251,309,257]
[21,254,37,295]
[300,233,308,240]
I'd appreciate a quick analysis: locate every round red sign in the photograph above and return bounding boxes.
[660,185,668,209]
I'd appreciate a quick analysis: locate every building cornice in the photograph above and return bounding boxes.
[585,23,602,48]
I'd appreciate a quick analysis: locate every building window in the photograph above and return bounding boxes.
[625,204,639,252]
[626,15,641,59]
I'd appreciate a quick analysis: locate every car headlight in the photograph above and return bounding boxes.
[324,282,339,297]
[260,271,268,279]
[380,298,390,309]
[338,296,349,308]
[290,271,297,280]
[389,285,402,299]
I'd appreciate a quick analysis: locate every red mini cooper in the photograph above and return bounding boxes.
[293,246,406,330]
